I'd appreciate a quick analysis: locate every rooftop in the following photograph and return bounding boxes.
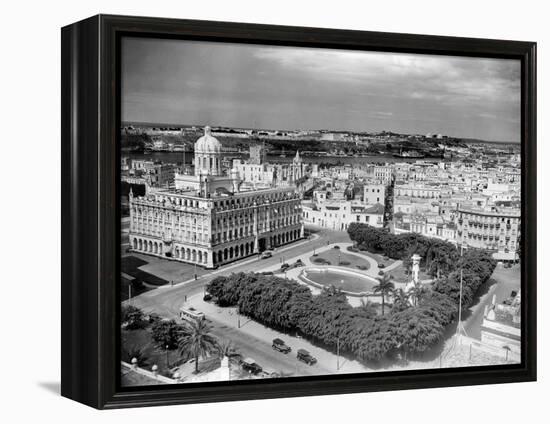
[364,203,385,214]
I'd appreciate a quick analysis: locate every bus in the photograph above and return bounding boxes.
[179,306,205,323]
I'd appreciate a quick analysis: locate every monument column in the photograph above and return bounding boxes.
[411,253,421,284]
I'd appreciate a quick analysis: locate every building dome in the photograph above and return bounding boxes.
[195,126,222,153]
[194,126,223,177]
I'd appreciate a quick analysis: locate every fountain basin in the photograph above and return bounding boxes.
[299,266,379,297]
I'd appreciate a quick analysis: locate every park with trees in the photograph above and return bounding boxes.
[206,223,496,364]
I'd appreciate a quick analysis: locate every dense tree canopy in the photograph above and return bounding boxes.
[121,305,146,330]
[208,230,496,363]
[347,223,458,268]
[151,319,185,350]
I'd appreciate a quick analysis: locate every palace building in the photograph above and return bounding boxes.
[128,126,304,269]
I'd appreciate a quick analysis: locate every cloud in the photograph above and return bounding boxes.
[122,38,521,141]
[253,47,520,107]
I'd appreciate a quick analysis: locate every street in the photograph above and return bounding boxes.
[124,228,362,378]
[123,226,521,378]
[463,263,521,339]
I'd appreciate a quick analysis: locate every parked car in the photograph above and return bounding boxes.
[281,263,290,270]
[378,263,385,268]
[241,357,263,374]
[272,338,291,354]
[294,259,305,267]
[260,251,273,259]
[261,271,274,276]
[297,348,317,365]
[332,245,340,250]
[378,270,385,276]
[262,370,282,378]
[203,293,212,302]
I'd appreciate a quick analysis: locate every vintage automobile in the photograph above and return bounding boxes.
[241,357,263,374]
[272,338,291,354]
[297,348,317,365]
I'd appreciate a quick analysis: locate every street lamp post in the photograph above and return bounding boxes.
[456,228,468,340]
[194,261,197,280]
[237,307,241,329]
[336,337,340,371]
[165,344,169,368]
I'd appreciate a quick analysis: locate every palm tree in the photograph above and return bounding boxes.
[391,288,410,311]
[424,239,438,269]
[407,283,427,307]
[357,298,378,318]
[373,273,395,315]
[178,319,219,374]
[430,250,453,279]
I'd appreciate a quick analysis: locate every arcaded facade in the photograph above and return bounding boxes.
[128,127,304,268]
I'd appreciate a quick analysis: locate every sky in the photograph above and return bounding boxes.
[121,37,521,142]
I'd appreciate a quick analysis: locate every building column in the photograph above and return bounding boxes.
[253,202,259,253]
[205,251,214,268]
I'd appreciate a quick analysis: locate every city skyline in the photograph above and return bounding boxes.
[122,37,521,143]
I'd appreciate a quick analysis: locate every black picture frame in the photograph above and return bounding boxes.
[61,14,537,409]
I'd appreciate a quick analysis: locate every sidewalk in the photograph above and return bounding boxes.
[150,233,321,293]
[186,292,370,376]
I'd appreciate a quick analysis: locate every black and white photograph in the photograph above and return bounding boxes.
[119,37,522,386]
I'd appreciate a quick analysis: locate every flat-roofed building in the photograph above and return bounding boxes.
[363,182,386,206]
[457,205,520,256]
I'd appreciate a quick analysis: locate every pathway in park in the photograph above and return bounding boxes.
[260,242,405,306]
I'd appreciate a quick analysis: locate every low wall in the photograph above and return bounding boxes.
[121,361,177,384]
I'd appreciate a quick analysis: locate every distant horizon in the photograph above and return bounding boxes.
[122,38,521,143]
[121,120,519,144]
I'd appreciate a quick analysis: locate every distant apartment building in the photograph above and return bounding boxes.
[232,161,275,186]
[396,213,456,243]
[232,149,306,188]
[121,157,130,172]
[394,183,441,199]
[249,144,266,165]
[363,183,386,205]
[130,160,175,188]
[457,205,520,259]
[374,165,393,184]
[302,200,384,231]
[147,163,176,187]
[394,196,439,215]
